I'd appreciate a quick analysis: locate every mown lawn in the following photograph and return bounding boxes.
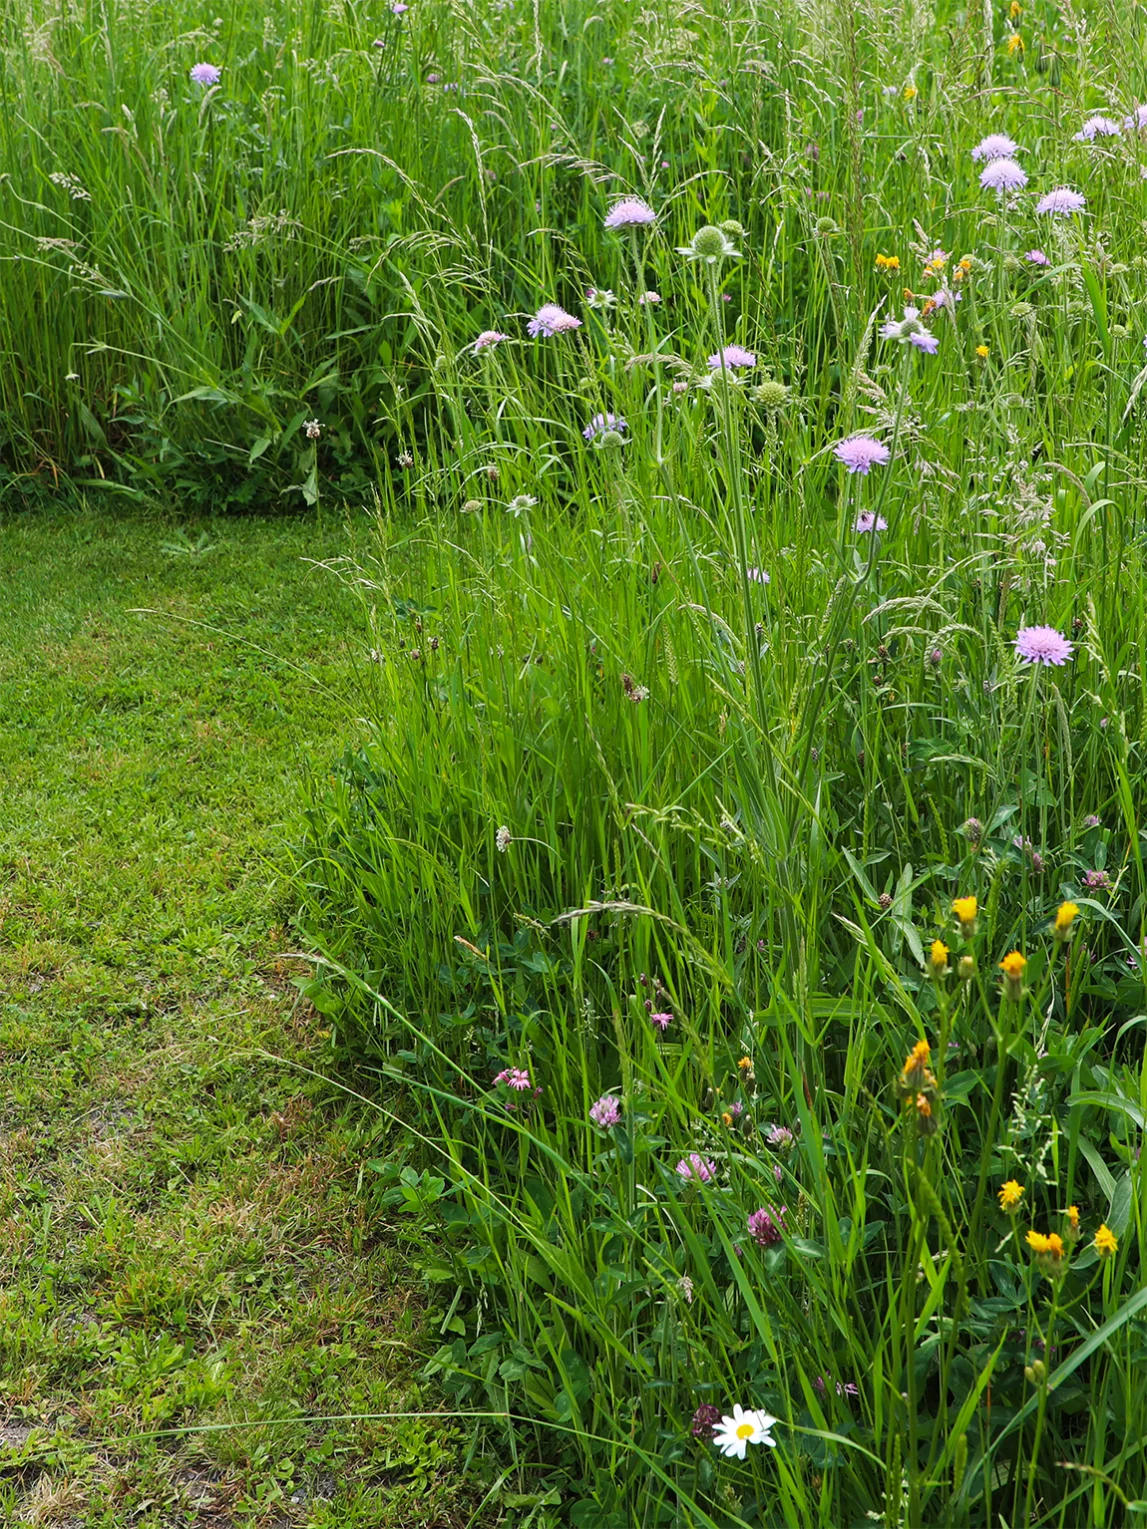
[0,507,469,1528]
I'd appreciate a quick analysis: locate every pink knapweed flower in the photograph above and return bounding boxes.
[971,132,1020,161]
[708,344,756,370]
[1014,625,1073,666]
[604,197,656,229]
[590,1095,622,1129]
[190,62,221,86]
[1036,187,1086,215]
[527,303,581,337]
[980,157,1028,191]
[676,1153,717,1183]
[835,436,890,474]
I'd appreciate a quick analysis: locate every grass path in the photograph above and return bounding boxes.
[0,510,467,1528]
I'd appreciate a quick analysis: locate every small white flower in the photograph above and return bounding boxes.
[677,1275,694,1304]
[303,418,323,440]
[712,1404,779,1459]
[495,826,512,852]
[506,494,537,517]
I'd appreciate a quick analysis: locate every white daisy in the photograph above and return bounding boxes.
[712,1404,778,1459]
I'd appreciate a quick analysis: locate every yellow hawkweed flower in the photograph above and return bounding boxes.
[930,939,950,975]
[915,1091,938,1135]
[1065,1205,1080,1239]
[976,344,990,358]
[1009,0,1022,15]
[1000,950,1027,999]
[875,252,901,272]
[901,1038,932,1088]
[952,895,978,934]
[1094,1223,1118,1258]
[722,1111,733,1128]
[953,257,973,282]
[903,83,918,101]
[1026,1229,1049,1254]
[737,1056,753,1072]
[903,287,916,302]
[1027,1228,1066,1275]
[999,1180,1024,1213]
[1053,901,1079,939]
[1006,31,1024,55]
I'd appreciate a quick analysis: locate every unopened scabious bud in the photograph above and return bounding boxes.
[958,955,976,981]
[752,377,790,411]
[814,215,838,236]
[680,224,739,264]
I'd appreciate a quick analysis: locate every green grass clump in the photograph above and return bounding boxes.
[286,1,1147,1523]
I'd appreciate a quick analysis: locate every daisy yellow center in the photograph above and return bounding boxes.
[736,1422,755,1439]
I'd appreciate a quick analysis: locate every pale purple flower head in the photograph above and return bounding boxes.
[1025,249,1050,265]
[979,157,1028,192]
[676,1153,716,1183]
[766,1124,794,1150]
[583,412,628,440]
[691,1403,723,1439]
[854,511,889,533]
[474,329,506,352]
[590,1094,622,1129]
[190,62,221,86]
[650,1010,673,1031]
[1036,187,1086,216]
[604,197,656,230]
[527,303,582,338]
[746,566,770,584]
[1082,868,1110,891]
[1125,105,1147,131]
[971,132,1020,162]
[1074,115,1121,141]
[910,329,940,353]
[748,1206,786,1246]
[1083,813,1101,828]
[390,1,409,13]
[708,344,756,371]
[1014,624,1073,666]
[835,436,890,475]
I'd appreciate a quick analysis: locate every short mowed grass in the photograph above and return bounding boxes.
[0,508,468,1528]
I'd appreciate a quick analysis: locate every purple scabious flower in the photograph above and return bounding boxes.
[1036,187,1086,215]
[691,1404,723,1440]
[1074,115,1121,141]
[834,436,890,475]
[676,1153,716,1183]
[979,157,1028,191]
[604,197,657,229]
[527,303,581,338]
[1025,249,1050,265]
[390,1,409,12]
[1125,105,1147,130]
[748,1206,786,1246]
[746,566,770,584]
[583,412,628,440]
[1014,625,1073,666]
[190,62,221,86]
[971,132,1020,161]
[708,344,756,371]
[473,329,506,351]
[590,1094,622,1129]
[854,511,889,533]
[910,330,940,353]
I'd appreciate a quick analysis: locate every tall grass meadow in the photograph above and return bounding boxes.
[10,0,1147,1521]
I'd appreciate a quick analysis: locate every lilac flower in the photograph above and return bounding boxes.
[928,287,961,311]
[590,1094,622,1129]
[474,329,506,352]
[1082,869,1111,891]
[979,157,1028,191]
[390,1,409,12]
[1036,187,1086,216]
[583,412,628,441]
[604,197,657,229]
[1014,625,1073,666]
[691,1404,723,1440]
[676,1153,717,1183]
[971,132,1020,161]
[881,306,937,350]
[815,1375,860,1399]
[1083,814,1101,828]
[1125,105,1147,130]
[638,290,661,305]
[650,1010,673,1031]
[746,566,770,584]
[527,303,582,338]
[1025,249,1050,265]
[854,511,889,533]
[910,329,940,353]
[748,1206,786,1246]
[835,436,890,475]
[708,344,756,371]
[1074,115,1121,141]
[190,62,221,86]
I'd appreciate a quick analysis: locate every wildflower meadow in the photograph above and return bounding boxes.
[7,0,1147,1523]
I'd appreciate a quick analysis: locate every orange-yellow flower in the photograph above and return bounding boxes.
[975,344,990,359]
[952,896,978,934]
[901,1038,932,1087]
[1065,1205,1080,1239]
[1006,32,1024,55]
[930,939,950,975]
[903,83,918,101]
[1054,901,1079,939]
[737,1056,753,1072]
[1094,1223,1118,1258]
[875,253,901,272]
[999,1180,1024,1213]
[1026,1229,1050,1254]
[1000,950,1027,999]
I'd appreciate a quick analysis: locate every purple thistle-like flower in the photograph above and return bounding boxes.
[473,329,506,352]
[835,436,890,475]
[1036,187,1086,216]
[583,412,628,440]
[910,329,940,353]
[854,511,889,534]
[676,1153,716,1183]
[1074,115,1121,141]
[190,62,221,86]
[748,1206,786,1246]
[590,1094,622,1129]
[650,1011,673,1031]
[971,132,1020,162]
[708,344,756,371]
[979,157,1028,192]
[1025,249,1050,265]
[527,303,582,338]
[604,197,657,230]
[1014,625,1073,666]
